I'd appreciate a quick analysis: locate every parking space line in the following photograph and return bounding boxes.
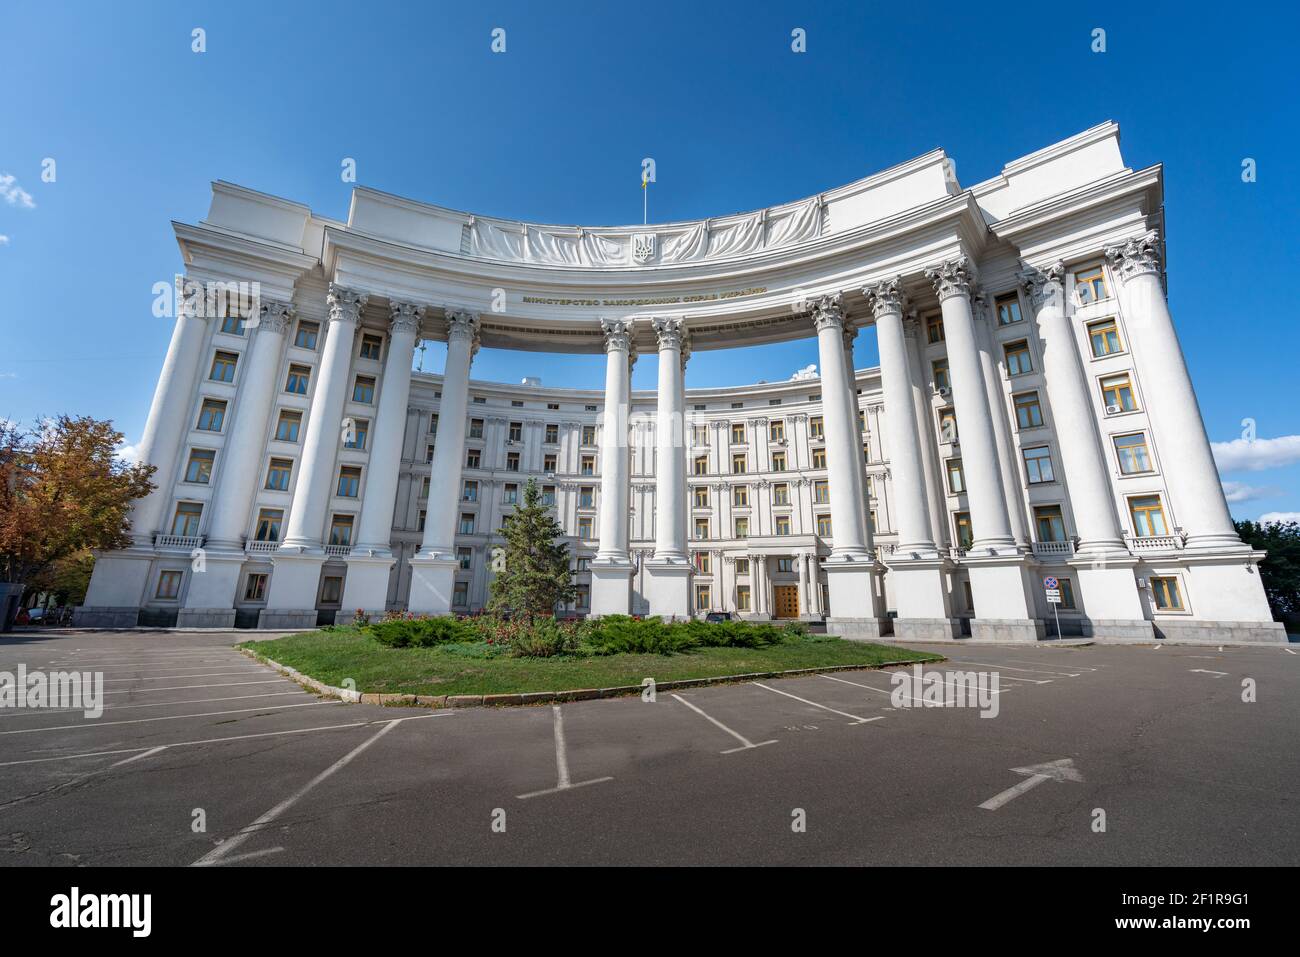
[1006,658,1098,672]
[0,691,308,721]
[192,719,404,866]
[950,660,1080,678]
[103,671,267,683]
[110,746,168,768]
[516,705,613,799]
[752,682,882,724]
[0,701,339,736]
[100,679,292,696]
[670,693,776,753]
[818,672,1012,705]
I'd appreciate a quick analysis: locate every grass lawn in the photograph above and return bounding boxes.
[241,627,942,697]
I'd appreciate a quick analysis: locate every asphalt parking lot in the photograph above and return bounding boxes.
[0,630,1296,866]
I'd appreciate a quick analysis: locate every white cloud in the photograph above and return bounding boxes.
[0,173,35,209]
[790,364,818,381]
[0,234,9,245]
[1258,512,1300,525]
[115,442,143,465]
[1222,481,1279,503]
[1212,434,1300,472]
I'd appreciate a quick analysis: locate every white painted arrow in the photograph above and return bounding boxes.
[1189,668,1228,677]
[979,758,1082,810]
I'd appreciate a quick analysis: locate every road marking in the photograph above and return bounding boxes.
[100,679,292,696]
[1188,668,1229,678]
[110,746,168,768]
[516,705,613,799]
[1007,659,1097,672]
[103,671,266,683]
[0,691,306,720]
[979,758,1083,810]
[950,660,1080,678]
[0,712,450,768]
[192,719,404,866]
[0,700,338,735]
[819,672,1011,704]
[1285,648,1297,655]
[671,693,776,753]
[198,847,285,866]
[752,682,882,724]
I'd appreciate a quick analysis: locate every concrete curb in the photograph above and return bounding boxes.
[238,648,943,711]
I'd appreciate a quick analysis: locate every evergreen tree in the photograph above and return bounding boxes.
[1235,519,1300,624]
[488,478,577,622]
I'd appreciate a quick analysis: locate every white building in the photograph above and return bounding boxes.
[77,122,1283,642]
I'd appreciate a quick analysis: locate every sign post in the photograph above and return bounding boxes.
[1043,576,1062,641]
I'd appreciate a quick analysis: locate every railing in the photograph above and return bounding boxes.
[1126,534,1184,552]
[1032,540,1076,558]
[948,546,968,560]
[244,540,280,555]
[154,534,204,551]
[324,544,352,557]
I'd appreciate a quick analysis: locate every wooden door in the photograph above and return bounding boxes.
[773,584,799,619]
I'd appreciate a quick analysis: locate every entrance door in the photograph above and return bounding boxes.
[773,584,800,619]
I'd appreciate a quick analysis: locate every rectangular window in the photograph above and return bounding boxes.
[816,514,832,536]
[574,584,590,608]
[580,455,595,476]
[776,558,795,574]
[417,510,426,532]
[736,585,751,612]
[352,376,375,403]
[772,483,788,506]
[359,334,383,360]
[462,480,478,502]
[421,477,430,499]
[1114,433,1153,474]
[469,419,484,439]
[938,408,958,444]
[733,485,749,507]
[694,518,710,540]
[337,466,361,498]
[946,458,965,494]
[732,453,747,474]
[459,513,476,535]
[954,511,973,549]
[429,413,439,435]
[694,552,711,574]
[210,350,238,383]
[1101,373,1137,412]
[254,508,283,542]
[811,448,826,469]
[425,445,435,464]
[243,573,269,602]
[544,453,557,472]
[343,418,368,450]
[735,558,750,576]
[294,321,319,350]
[285,364,310,395]
[185,448,215,484]
[734,517,749,539]
[581,424,597,446]
[320,576,343,604]
[769,420,785,442]
[457,547,473,571]
[1129,495,1168,538]
[472,397,486,405]
[466,449,481,469]
[542,485,556,506]
[171,502,202,537]
[265,457,293,491]
[506,452,520,472]
[575,558,590,572]
[197,399,227,432]
[503,484,518,505]
[692,425,709,446]
[220,313,245,335]
[156,570,182,600]
[693,486,709,508]
[453,581,469,607]
[545,423,559,444]
[996,293,1023,326]
[809,416,824,440]
[814,479,829,504]
[1088,318,1123,357]
[1152,575,1184,611]
[771,451,787,472]
[1013,392,1043,430]
[579,486,595,508]
[1057,578,1077,610]
[695,585,711,609]
[932,358,950,391]
[1074,263,1109,304]
[275,409,301,442]
[1004,340,1033,376]
[775,515,792,536]
[509,422,523,442]
[694,455,708,475]
[1023,446,1055,484]
[547,403,559,411]
[1034,505,1067,542]
[927,315,945,343]
[578,517,593,539]
[730,423,746,445]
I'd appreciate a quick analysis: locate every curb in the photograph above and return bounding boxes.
[238,648,943,711]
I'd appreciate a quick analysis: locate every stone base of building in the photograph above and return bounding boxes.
[823,559,881,620]
[893,617,962,641]
[1080,618,1155,640]
[335,608,387,626]
[643,561,692,619]
[589,562,635,616]
[72,606,141,628]
[971,618,1047,642]
[340,555,395,618]
[406,554,458,615]
[826,617,892,641]
[1153,619,1288,644]
[176,607,237,628]
[257,609,319,630]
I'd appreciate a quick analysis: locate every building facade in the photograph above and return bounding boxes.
[77,122,1284,642]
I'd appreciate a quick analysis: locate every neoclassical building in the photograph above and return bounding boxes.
[77,122,1283,642]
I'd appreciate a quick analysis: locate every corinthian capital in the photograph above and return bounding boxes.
[1104,231,1161,284]
[651,316,689,353]
[925,256,976,302]
[862,278,906,320]
[257,299,295,335]
[445,308,482,353]
[327,284,368,325]
[1018,262,1066,312]
[810,293,844,332]
[600,317,633,354]
[388,300,424,336]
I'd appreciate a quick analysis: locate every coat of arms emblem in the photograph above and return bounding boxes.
[632,233,656,264]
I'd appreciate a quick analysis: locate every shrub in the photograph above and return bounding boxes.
[509,617,583,658]
[366,616,474,648]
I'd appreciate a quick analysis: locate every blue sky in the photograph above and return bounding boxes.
[2,1,1296,521]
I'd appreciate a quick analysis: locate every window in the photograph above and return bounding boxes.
[695,584,712,609]
[416,510,427,532]
[694,552,711,574]
[814,479,829,505]
[693,455,708,475]
[1129,495,1168,538]
[776,558,794,574]
[775,515,792,536]
[1101,373,1137,412]
[574,584,590,608]
[462,480,478,502]
[1114,433,1153,474]
[694,518,710,540]
[210,350,238,383]
[1152,576,1184,611]
[469,419,484,439]
[859,410,867,433]
[731,453,747,474]
[579,486,595,508]
[156,570,182,600]
[869,510,878,534]
[197,399,227,432]
[457,547,473,571]
[734,517,749,538]
[472,396,487,405]
[500,420,515,442]
[932,358,950,391]
[946,458,965,493]
[1013,392,1043,430]
[547,403,560,411]
[453,581,469,607]
[1074,263,1109,303]
[996,294,1023,326]
[927,315,945,343]
[693,486,709,508]
[265,457,293,491]
[171,502,202,537]
[769,420,785,442]
[285,364,310,395]
[578,516,593,539]
[1004,340,1033,376]
[320,576,343,604]
[811,448,827,469]
[735,558,750,576]
[503,484,519,505]
[816,514,832,536]
[342,418,367,450]
[1088,318,1123,357]
[954,512,973,549]
[575,558,590,572]
[545,423,559,443]
[506,452,520,472]
[512,400,523,408]
[420,477,430,499]
[581,424,597,446]
[428,413,438,435]
[465,449,481,469]
[728,485,746,507]
[243,574,268,602]
[865,475,874,497]
[809,416,824,440]
[337,466,361,498]
[736,585,751,612]
[938,408,958,444]
[580,455,595,476]
[1056,578,1077,610]
[772,483,788,506]
[543,453,557,472]
[730,402,743,410]
[459,513,476,535]
[275,410,301,442]
[692,425,709,446]
[359,333,383,360]
[1023,446,1055,484]
[255,508,283,541]
[352,376,375,403]
[1034,505,1067,542]
[771,451,787,471]
[294,321,319,350]
[542,486,556,506]
[585,404,597,412]
[730,423,746,445]
[185,448,215,484]
[220,313,245,335]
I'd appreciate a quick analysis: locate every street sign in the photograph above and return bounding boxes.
[1046,591,1062,604]
[1043,576,1059,589]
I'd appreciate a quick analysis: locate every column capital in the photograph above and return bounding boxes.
[445,308,482,354]
[1104,230,1161,284]
[925,256,976,302]
[327,283,368,325]
[651,316,690,369]
[389,300,423,336]
[1018,261,1067,311]
[810,293,845,332]
[256,299,295,335]
[600,317,633,353]
[862,277,907,320]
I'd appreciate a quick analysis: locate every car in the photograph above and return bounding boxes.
[704,612,733,623]
[25,607,46,623]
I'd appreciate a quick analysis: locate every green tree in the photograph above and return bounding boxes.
[1235,519,1300,623]
[487,478,577,622]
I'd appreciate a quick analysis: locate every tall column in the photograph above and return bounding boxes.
[841,327,872,551]
[904,312,948,548]
[179,300,293,627]
[591,319,636,615]
[644,317,692,617]
[864,279,956,638]
[340,301,422,620]
[811,294,884,637]
[407,309,480,614]
[925,257,1040,640]
[972,293,1031,548]
[797,548,809,618]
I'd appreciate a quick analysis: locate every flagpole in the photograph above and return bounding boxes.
[643,178,647,225]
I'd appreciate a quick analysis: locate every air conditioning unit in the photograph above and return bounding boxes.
[1105,404,1122,415]
[936,386,951,397]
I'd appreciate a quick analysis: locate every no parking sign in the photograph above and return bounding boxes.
[1043,576,1061,604]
